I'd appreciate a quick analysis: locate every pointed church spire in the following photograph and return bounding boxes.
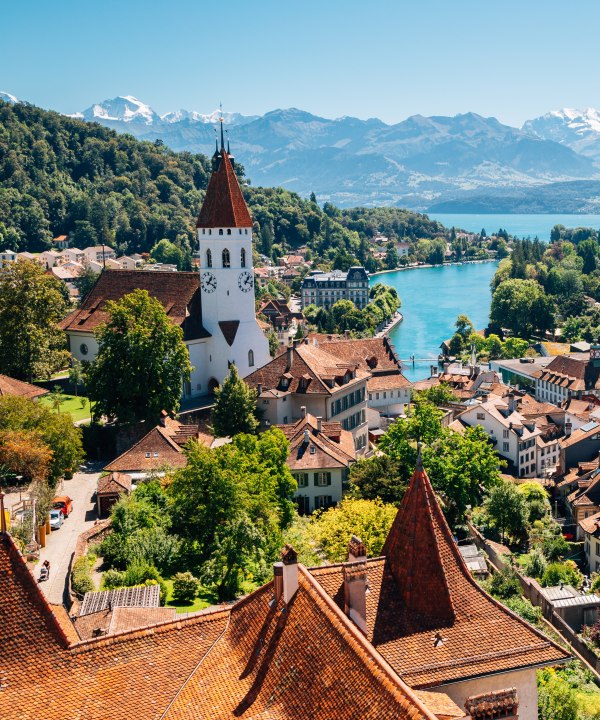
[219,102,225,151]
[381,452,455,631]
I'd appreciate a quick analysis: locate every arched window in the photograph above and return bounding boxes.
[248,349,254,367]
[227,229,231,235]
[222,248,230,268]
[219,229,223,235]
[206,249,212,268]
[241,248,246,268]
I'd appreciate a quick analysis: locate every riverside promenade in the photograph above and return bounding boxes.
[375,311,403,338]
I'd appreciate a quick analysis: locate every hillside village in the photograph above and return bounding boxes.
[6,115,600,720]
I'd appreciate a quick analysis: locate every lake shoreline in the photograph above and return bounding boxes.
[371,258,497,278]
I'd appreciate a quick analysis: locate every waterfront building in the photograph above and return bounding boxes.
[534,348,600,405]
[61,124,270,398]
[300,266,369,310]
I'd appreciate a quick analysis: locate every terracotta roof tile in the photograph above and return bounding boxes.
[196,150,253,228]
[59,270,210,341]
[0,374,48,399]
[309,461,570,687]
[97,471,132,495]
[275,413,355,471]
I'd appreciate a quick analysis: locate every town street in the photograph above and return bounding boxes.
[37,464,101,605]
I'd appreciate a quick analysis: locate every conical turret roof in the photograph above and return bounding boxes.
[196,149,252,229]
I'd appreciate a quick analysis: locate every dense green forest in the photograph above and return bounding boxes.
[0,100,449,269]
[489,228,600,341]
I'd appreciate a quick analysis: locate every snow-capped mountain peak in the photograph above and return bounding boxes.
[523,107,600,159]
[78,96,160,125]
[0,91,19,104]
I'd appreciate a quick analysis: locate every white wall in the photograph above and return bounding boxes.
[433,667,538,720]
[293,467,345,513]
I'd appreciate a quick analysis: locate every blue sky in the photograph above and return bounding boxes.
[1,0,599,126]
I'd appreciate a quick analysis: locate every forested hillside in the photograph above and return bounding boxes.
[0,99,447,267]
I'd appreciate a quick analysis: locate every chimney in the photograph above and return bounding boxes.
[257,383,263,396]
[159,409,168,427]
[303,429,310,444]
[507,393,517,413]
[301,405,307,418]
[286,345,293,370]
[281,545,298,604]
[565,421,572,438]
[344,329,350,339]
[348,534,367,562]
[317,416,322,434]
[443,362,450,374]
[343,560,368,634]
[273,562,284,604]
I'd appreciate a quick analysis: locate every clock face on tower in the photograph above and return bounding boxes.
[238,270,254,292]
[201,271,217,293]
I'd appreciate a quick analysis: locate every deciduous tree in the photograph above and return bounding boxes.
[87,289,191,425]
[211,364,258,437]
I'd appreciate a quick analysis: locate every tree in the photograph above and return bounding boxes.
[0,260,70,380]
[490,279,554,338]
[168,430,294,599]
[73,264,100,303]
[379,402,503,526]
[0,396,83,485]
[68,360,84,397]
[310,498,397,562]
[0,430,52,483]
[48,385,65,414]
[350,455,407,505]
[455,314,475,341]
[211,364,258,437]
[267,330,279,357]
[88,289,191,425]
[150,238,185,269]
[485,479,528,543]
[537,672,577,720]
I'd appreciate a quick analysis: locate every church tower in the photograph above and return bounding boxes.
[196,117,270,388]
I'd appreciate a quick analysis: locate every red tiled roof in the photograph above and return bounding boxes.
[0,374,48,399]
[196,150,253,228]
[0,529,444,720]
[97,471,132,496]
[275,413,355,471]
[59,270,209,341]
[309,460,569,687]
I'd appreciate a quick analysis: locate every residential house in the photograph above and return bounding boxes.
[396,241,411,257]
[580,511,600,572]
[104,414,213,478]
[51,261,84,298]
[0,249,16,267]
[276,411,356,514]
[0,374,47,400]
[59,247,85,264]
[258,298,305,346]
[563,396,600,432]
[53,234,70,249]
[16,251,39,263]
[96,472,132,517]
[0,454,570,720]
[39,249,63,268]
[535,348,600,405]
[117,255,142,270]
[245,341,370,453]
[489,356,553,392]
[83,245,117,264]
[566,468,600,538]
[458,395,549,477]
[300,267,369,310]
[559,420,600,474]
[312,335,412,420]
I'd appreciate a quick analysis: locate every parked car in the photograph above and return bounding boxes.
[49,509,64,530]
[51,496,73,518]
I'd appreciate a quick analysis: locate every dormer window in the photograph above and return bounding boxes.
[310,446,316,455]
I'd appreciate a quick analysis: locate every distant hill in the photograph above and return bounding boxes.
[0,99,445,272]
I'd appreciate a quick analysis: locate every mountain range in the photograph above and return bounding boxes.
[5,92,600,212]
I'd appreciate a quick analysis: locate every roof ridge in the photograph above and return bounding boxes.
[297,565,438,719]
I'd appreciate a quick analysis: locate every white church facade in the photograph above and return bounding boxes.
[61,127,270,397]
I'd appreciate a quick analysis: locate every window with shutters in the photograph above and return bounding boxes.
[294,473,309,488]
[314,495,333,510]
[297,496,310,516]
[315,472,331,486]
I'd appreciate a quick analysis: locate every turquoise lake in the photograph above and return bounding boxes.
[428,213,600,241]
[372,262,498,381]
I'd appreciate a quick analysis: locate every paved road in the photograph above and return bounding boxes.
[37,464,101,605]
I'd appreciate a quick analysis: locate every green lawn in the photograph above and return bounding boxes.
[39,394,91,422]
[163,578,217,614]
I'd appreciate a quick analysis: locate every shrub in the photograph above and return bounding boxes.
[123,561,167,604]
[524,549,547,579]
[124,525,181,574]
[503,596,543,625]
[538,672,577,720]
[541,534,569,562]
[172,571,201,602]
[541,561,583,589]
[488,567,521,599]
[72,556,94,598]
[102,568,126,590]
